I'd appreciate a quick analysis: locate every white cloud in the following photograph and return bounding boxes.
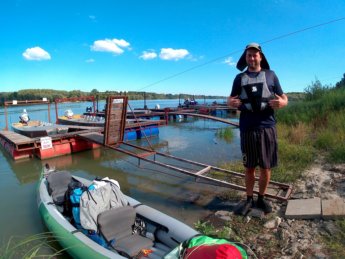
[85,58,95,63]
[140,51,157,60]
[90,38,130,55]
[159,48,189,61]
[22,47,51,61]
[89,15,96,20]
[112,39,130,48]
[223,57,236,66]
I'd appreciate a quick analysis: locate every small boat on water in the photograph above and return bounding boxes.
[57,109,154,127]
[37,166,199,258]
[57,109,105,127]
[57,109,161,141]
[12,121,69,138]
[11,109,69,138]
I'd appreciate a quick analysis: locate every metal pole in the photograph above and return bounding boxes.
[54,100,59,124]
[4,103,8,130]
[48,102,51,123]
[144,92,147,109]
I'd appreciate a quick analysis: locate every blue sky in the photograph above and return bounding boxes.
[1,0,345,96]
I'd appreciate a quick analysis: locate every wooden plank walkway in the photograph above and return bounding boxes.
[0,130,35,145]
[0,126,104,151]
[170,112,239,127]
[125,120,166,128]
[77,132,104,145]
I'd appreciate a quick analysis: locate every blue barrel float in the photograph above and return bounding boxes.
[137,126,159,139]
[124,129,137,141]
[124,126,159,141]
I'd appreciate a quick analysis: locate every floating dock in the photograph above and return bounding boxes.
[0,97,165,160]
[0,120,163,160]
[0,127,102,160]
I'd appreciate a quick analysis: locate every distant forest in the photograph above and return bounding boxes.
[0,89,225,106]
[1,73,344,105]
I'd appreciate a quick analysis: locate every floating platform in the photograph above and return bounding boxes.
[0,128,101,160]
[0,119,163,160]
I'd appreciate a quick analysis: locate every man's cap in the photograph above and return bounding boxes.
[236,42,270,71]
[245,42,262,51]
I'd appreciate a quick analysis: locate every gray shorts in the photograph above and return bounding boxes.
[240,127,278,169]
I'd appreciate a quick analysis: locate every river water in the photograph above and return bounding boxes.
[0,98,241,257]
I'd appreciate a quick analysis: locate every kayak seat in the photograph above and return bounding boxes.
[98,206,154,258]
[46,171,72,206]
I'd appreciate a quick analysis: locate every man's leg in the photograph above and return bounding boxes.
[258,168,271,195]
[257,168,272,213]
[233,167,256,215]
[245,167,256,196]
[234,130,257,215]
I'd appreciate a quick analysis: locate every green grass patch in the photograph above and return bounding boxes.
[194,219,244,242]
[215,127,234,143]
[0,233,62,259]
[272,137,315,183]
[322,219,345,258]
[328,143,345,163]
[225,86,344,178]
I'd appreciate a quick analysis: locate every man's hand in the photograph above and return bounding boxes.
[269,94,288,110]
[228,95,242,108]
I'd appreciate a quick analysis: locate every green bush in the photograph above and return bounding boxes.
[328,144,345,163]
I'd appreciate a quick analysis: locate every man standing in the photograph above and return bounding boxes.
[229,43,288,215]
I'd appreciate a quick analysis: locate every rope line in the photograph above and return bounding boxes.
[137,17,345,92]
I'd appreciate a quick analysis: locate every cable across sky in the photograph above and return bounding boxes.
[137,16,345,92]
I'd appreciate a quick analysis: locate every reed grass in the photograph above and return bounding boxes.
[276,86,345,167]
[215,127,234,143]
[204,83,345,258]
[0,233,63,259]
[222,85,345,183]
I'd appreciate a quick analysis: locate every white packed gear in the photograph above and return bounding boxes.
[19,109,30,123]
[64,109,74,118]
[79,178,128,231]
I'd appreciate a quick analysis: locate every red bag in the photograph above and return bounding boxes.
[183,243,243,259]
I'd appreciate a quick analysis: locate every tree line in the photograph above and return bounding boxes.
[1,73,344,106]
[0,88,225,106]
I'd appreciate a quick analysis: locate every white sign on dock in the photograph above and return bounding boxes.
[40,137,53,150]
[112,98,123,104]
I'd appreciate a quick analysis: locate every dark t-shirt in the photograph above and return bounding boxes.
[230,69,284,132]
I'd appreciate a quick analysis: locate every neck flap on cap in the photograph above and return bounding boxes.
[236,47,270,71]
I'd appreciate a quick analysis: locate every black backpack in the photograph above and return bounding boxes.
[63,180,85,219]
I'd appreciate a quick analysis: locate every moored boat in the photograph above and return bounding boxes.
[12,121,69,138]
[11,109,69,138]
[57,113,105,127]
[37,167,199,258]
[57,109,161,141]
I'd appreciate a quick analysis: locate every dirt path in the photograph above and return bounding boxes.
[201,159,345,258]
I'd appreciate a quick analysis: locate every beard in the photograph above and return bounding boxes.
[247,61,260,71]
